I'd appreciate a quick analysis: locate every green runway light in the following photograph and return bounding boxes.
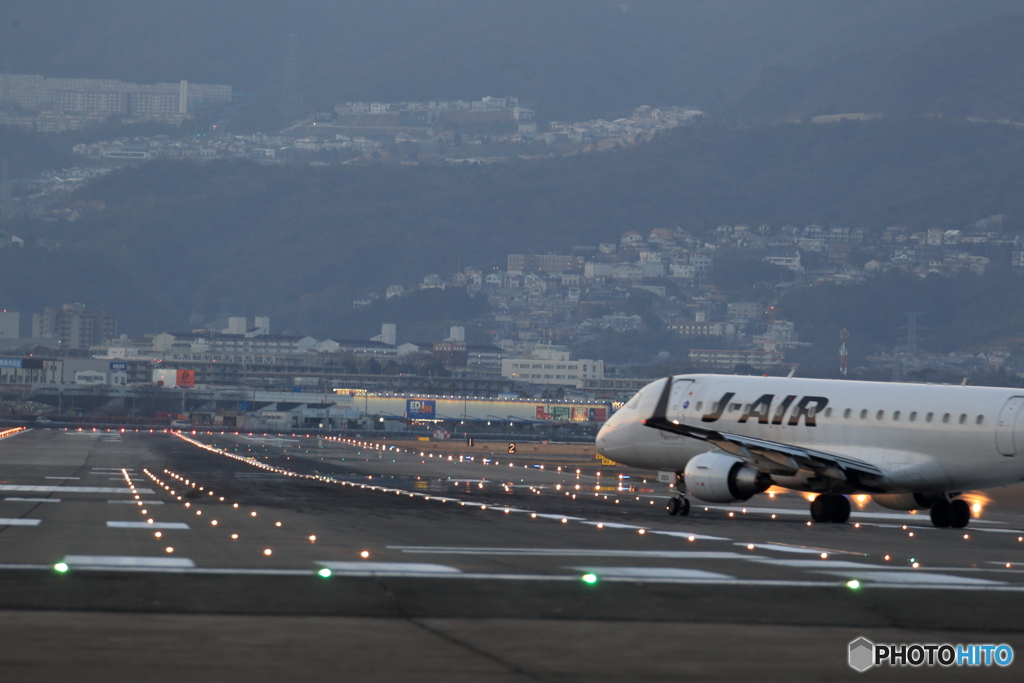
[581,573,598,585]
[318,568,332,578]
[54,562,69,573]
[846,579,861,590]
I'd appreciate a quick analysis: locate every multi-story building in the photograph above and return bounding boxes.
[501,345,604,389]
[31,303,116,348]
[0,74,231,124]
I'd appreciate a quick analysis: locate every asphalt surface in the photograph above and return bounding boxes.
[1,427,1023,682]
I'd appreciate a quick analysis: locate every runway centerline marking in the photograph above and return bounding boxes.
[62,555,195,569]
[736,542,861,556]
[390,547,750,559]
[568,566,735,580]
[44,477,79,480]
[0,518,41,526]
[4,498,60,503]
[107,500,164,505]
[106,521,190,529]
[317,561,461,574]
[817,570,1005,586]
[0,485,152,494]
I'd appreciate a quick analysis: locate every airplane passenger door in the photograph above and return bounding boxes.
[995,396,1024,456]
[661,378,694,439]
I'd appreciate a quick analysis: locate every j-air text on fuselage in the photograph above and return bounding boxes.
[595,373,1024,528]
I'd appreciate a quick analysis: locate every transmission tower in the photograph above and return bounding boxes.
[0,158,9,222]
[282,29,299,132]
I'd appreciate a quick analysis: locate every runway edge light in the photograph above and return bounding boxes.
[581,573,598,585]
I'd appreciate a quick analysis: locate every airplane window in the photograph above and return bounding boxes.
[843,408,851,418]
[743,404,751,413]
[695,402,702,411]
[876,410,884,420]
[893,411,901,421]
[926,413,934,422]
[710,402,719,413]
[942,413,950,423]
[824,408,832,418]
[909,412,917,421]
[976,415,984,425]
[959,414,967,424]
[860,409,867,419]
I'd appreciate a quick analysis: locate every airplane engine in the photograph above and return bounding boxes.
[684,451,772,503]
[872,492,943,511]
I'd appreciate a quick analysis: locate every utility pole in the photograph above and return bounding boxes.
[839,328,848,376]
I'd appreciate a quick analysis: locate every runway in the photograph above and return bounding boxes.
[1,427,1022,681]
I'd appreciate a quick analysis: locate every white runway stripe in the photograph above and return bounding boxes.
[107,500,164,505]
[106,521,190,529]
[0,485,152,494]
[63,555,195,568]
[4,498,60,503]
[819,570,1005,586]
[645,529,732,542]
[737,543,856,555]
[317,561,461,574]
[568,566,735,580]
[0,518,41,526]
[391,546,748,559]
[750,559,884,569]
[45,477,79,480]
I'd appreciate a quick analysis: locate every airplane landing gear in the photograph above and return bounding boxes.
[931,498,971,528]
[667,496,691,516]
[667,474,690,516]
[810,494,850,523]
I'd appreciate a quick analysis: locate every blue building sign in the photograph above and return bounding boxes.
[0,358,23,368]
[406,399,436,419]
[109,362,128,371]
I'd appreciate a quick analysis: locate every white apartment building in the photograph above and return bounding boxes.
[502,345,604,389]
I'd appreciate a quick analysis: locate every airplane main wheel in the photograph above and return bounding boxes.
[667,498,681,516]
[950,499,970,529]
[930,499,952,528]
[829,495,851,524]
[810,494,833,523]
[679,498,690,516]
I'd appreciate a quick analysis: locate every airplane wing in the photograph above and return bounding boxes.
[642,377,886,493]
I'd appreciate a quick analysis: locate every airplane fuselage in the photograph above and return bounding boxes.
[596,374,1024,494]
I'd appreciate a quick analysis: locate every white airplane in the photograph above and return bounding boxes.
[595,374,1024,528]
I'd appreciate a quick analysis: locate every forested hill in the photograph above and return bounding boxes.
[3,1,1024,123]
[2,118,1024,335]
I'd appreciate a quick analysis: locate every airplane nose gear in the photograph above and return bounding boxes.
[810,494,850,523]
[931,498,971,528]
